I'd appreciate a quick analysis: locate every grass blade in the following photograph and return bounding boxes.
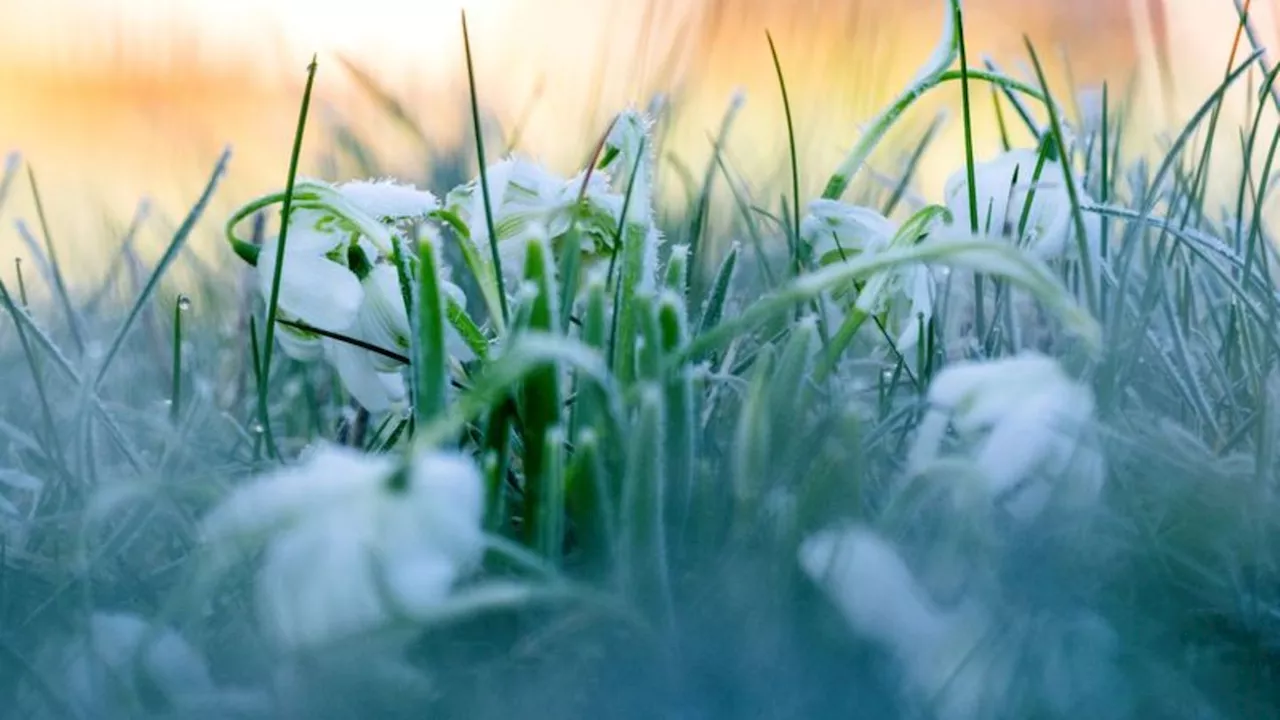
[258,57,319,460]
[414,231,450,428]
[461,10,510,328]
[26,165,84,354]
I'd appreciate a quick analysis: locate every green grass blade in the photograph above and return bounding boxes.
[767,31,802,281]
[822,0,959,200]
[565,429,614,568]
[535,426,567,562]
[1025,39,1099,316]
[170,294,188,424]
[955,0,979,239]
[688,92,744,296]
[677,236,1102,364]
[0,277,63,469]
[620,383,672,627]
[557,226,582,333]
[695,241,739,341]
[258,57,319,460]
[414,232,450,428]
[657,292,695,547]
[461,10,510,327]
[663,243,689,299]
[883,113,944,217]
[415,333,621,452]
[517,237,565,549]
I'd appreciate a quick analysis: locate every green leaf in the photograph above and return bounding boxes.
[696,242,739,342]
[413,232,450,428]
[677,236,1102,365]
[517,238,566,549]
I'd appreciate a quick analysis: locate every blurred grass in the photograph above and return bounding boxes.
[2,1,1280,718]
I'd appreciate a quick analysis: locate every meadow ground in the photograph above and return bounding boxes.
[0,1,1279,718]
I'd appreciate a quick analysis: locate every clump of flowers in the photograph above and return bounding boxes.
[227,178,473,414]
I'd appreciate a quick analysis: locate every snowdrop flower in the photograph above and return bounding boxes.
[800,198,897,266]
[799,525,1012,720]
[256,207,366,361]
[18,612,220,717]
[200,443,486,652]
[232,177,475,413]
[248,178,439,360]
[942,149,1100,263]
[353,263,474,374]
[800,199,940,353]
[445,157,624,283]
[907,352,1105,521]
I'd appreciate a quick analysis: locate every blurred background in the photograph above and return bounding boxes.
[0,0,1275,284]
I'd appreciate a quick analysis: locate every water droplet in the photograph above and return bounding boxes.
[177,295,192,312]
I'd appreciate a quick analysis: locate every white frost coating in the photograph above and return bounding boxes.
[337,178,440,221]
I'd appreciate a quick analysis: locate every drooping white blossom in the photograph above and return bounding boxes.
[444,156,624,283]
[799,525,1011,720]
[235,177,472,413]
[907,352,1106,521]
[801,198,897,265]
[799,199,941,353]
[200,444,486,652]
[942,149,1100,264]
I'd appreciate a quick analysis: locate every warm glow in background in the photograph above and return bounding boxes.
[0,0,1277,283]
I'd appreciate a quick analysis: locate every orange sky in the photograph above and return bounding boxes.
[0,0,1275,287]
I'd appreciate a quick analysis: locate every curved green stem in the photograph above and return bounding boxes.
[822,0,959,200]
[821,1,1071,202]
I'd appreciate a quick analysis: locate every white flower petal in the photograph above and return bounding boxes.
[942,148,1092,263]
[799,525,947,655]
[257,240,364,333]
[357,264,411,372]
[201,443,488,653]
[405,452,487,569]
[325,339,407,414]
[916,352,1103,521]
[41,612,216,715]
[275,320,326,361]
[801,199,897,263]
[201,445,393,544]
[377,549,459,617]
[279,209,349,256]
[257,510,385,650]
